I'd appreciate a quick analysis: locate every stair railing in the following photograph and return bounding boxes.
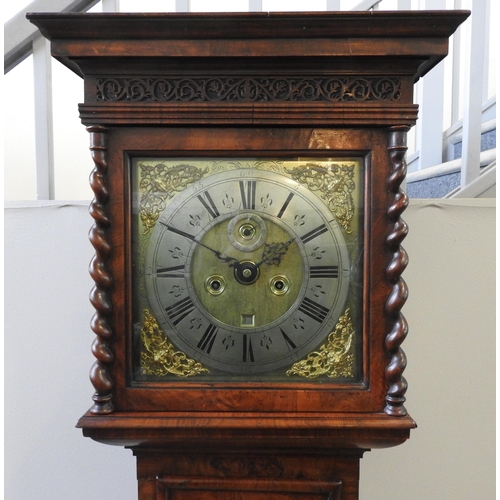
[3,0,495,200]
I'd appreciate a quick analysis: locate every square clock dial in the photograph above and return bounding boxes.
[131,157,364,382]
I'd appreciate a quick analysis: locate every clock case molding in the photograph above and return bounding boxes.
[28,11,467,500]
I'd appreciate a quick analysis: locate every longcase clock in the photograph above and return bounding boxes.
[28,11,468,500]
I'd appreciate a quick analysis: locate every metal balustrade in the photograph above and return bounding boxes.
[3,0,495,200]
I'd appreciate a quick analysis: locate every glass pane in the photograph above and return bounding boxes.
[131,156,364,383]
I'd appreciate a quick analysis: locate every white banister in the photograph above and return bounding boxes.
[4,0,100,73]
[32,35,54,200]
[460,0,488,188]
[249,0,263,10]
[451,0,462,125]
[175,0,190,12]
[327,0,341,9]
[397,0,412,8]
[2,0,495,200]
[101,0,119,12]
[414,0,447,170]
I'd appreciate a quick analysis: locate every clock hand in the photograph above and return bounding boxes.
[162,222,241,268]
[198,240,241,268]
[254,236,296,269]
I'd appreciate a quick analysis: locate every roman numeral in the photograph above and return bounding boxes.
[161,222,196,241]
[301,224,328,244]
[277,192,294,219]
[156,265,185,278]
[197,191,220,219]
[242,334,255,362]
[309,265,339,278]
[298,297,329,323]
[197,323,218,354]
[239,180,256,210]
[165,296,195,326]
[280,328,297,351]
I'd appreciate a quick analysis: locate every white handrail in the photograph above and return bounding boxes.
[350,0,381,10]
[446,161,496,198]
[451,0,462,125]
[407,148,496,183]
[4,0,100,74]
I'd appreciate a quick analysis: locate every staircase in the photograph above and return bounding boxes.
[3,0,496,201]
[407,118,496,198]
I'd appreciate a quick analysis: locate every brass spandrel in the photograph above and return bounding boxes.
[286,308,355,379]
[140,309,210,377]
[286,162,356,233]
[139,163,208,234]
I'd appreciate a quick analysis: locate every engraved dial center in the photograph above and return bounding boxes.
[189,213,305,329]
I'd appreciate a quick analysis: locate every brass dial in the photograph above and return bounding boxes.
[144,168,351,374]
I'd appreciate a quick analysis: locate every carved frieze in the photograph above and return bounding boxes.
[96,76,401,103]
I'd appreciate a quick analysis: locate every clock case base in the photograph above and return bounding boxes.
[78,411,415,500]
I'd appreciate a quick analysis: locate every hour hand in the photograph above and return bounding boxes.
[255,237,296,268]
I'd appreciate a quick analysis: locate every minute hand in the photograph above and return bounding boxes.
[254,237,296,269]
[162,222,241,268]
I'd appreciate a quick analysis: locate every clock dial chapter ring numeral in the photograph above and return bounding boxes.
[277,191,295,219]
[197,323,218,354]
[156,264,185,278]
[196,191,220,219]
[239,180,256,210]
[309,265,339,279]
[242,334,255,363]
[164,296,196,326]
[300,224,328,244]
[280,328,298,351]
[298,297,330,323]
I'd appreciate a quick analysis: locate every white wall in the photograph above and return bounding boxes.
[360,198,496,499]
[4,199,495,500]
